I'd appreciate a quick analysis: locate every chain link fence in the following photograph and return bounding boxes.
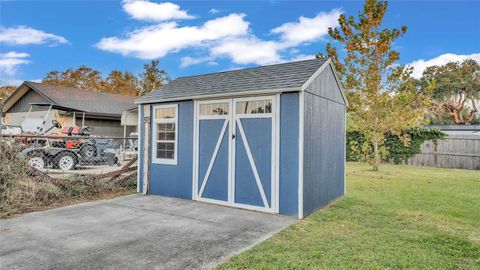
[0,134,138,177]
[0,134,138,216]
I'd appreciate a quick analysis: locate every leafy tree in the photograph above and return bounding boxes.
[43,66,106,91]
[425,108,479,125]
[0,86,16,101]
[139,60,169,95]
[318,0,431,170]
[42,60,169,96]
[421,59,480,125]
[105,70,139,96]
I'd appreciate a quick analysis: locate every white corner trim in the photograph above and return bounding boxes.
[142,104,151,195]
[137,104,142,193]
[273,93,281,212]
[298,91,304,219]
[192,101,198,200]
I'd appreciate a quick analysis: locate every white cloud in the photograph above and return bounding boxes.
[180,56,218,67]
[408,53,480,78]
[288,54,315,62]
[1,51,29,59]
[0,26,68,45]
[97,13,249,59]
[0,51,30,76]
[97,2,341,67]
[123,0,194,21]
[271,9,341,46]
[208,9,340,66]
[209,8,222,14]
[0,78,24,86]
[210,37,282,65]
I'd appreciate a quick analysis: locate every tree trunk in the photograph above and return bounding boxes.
[372,141,380,171]
[452,108,463,124]
[465,98,478,125]
[442,103,463,124]
[453,92,467,123]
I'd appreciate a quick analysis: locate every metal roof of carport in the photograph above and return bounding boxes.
[136,58,334,104]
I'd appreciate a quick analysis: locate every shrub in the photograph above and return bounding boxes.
[347,127,446,164]
[0,139,136,217]
[0,140,28,211]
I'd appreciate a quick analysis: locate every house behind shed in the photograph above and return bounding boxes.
[136,58,347,218]
[2,81,135,136]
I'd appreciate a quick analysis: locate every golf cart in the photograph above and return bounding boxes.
[18,104,121,170]
[0,122,22,135]
[0,98,22,135]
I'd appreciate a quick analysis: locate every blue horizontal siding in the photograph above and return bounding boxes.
[279,92,299,216]
[303,64,346,217]
[149,101,194,199]
[142,93,302,217]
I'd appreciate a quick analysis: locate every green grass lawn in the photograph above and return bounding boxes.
[218,163,480,269]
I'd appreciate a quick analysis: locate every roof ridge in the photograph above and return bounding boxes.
[174,58,326,80]
[27,81,135,99]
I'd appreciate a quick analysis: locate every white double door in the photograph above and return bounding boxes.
[193,96,279,213]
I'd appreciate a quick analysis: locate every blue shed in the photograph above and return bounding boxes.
[136,58,347,218]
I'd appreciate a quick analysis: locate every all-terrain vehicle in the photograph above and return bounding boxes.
[12,103,121,170]
[22,120,121,170]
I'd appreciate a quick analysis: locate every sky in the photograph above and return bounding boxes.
[1,0,479,86]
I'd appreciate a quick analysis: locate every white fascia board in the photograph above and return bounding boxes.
[135,87,300,104]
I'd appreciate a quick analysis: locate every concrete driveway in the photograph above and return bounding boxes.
[0,195,295,270]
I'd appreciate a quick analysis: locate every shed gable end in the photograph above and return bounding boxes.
[304,64,345,105]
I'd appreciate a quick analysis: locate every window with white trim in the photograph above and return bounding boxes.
[153,105,178,164]
[236,100,272,114]
[199,102,229,116]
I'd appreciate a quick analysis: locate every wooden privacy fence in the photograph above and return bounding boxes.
[406,135,480,170]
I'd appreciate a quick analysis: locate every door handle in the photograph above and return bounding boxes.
[232,134,236,139]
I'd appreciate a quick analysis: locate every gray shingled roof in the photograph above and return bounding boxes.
[26,82,135,116]
[136,58,328,104]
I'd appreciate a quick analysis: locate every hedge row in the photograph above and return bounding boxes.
[346,127,446,164]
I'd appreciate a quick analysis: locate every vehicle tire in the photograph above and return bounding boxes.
[107,156,119,166]
[80,144,96,158]
[27,152,46,170]
[54,152,77,171]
